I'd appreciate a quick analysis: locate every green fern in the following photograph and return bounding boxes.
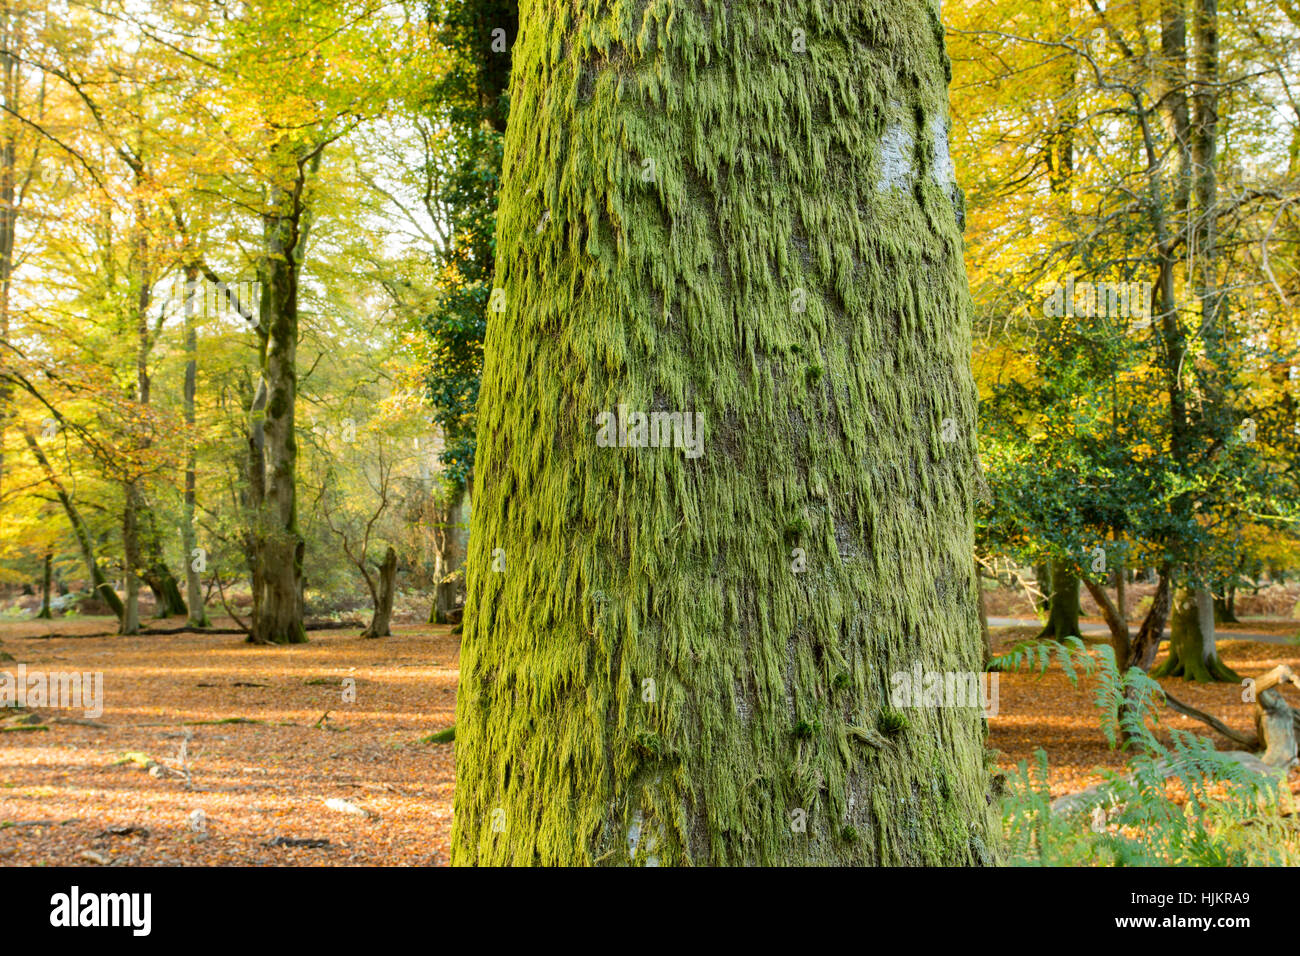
[998,637,1297,866]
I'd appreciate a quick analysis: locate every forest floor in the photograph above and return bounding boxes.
[1,610,1298,866]
[0,617,457,866]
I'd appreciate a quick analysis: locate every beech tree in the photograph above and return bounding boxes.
[452,0,996,865]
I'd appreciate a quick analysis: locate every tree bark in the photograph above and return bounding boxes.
[0,1,27,499]
[363,546,397,639]
[432,486,469,624]
[36,550,51,619]
[1152,585,1238,681]
[451,0,995,865]
[1127,565,1174,672]
[246,143,320,646]
[180,263,209,627]
[143,565,188,618]
[1082,575,1131,667]
[1032,561,1051,613]
[137,505,187,618]
[1036,558,1081,640]
[120,481,142,635]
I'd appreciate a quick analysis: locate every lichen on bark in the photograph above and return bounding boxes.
[452,0,997,865]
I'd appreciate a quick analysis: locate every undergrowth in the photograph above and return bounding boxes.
[992,637,1300,865]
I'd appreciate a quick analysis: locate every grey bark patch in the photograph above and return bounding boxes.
[877,117,915,192]
[929,114,956,187]
[928,113,965,229]
[626,809,661,865]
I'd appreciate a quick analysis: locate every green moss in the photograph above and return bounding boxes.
[841,825,859,842]
[877,708,909,736]
[422,726,456,744]
[792,719,820,739]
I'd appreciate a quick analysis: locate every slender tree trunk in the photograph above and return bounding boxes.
[978,573,991,664]
[363,546,397,639]
[1128,565,1174,672]
[452,0,996,866]
[117,171,158,636]
[22,429,124,619]
[0,1,22,499]
[432,486,469,624]
[1115,553,1127,627]
[120,481,142,634]
[36,550,51,619]
[181,263,208,626]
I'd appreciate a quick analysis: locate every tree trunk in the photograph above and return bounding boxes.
[22,429,125,620]
[0,3,26,499]
[432,486,469,624]
[247,145,317,646]
[451,0,995,866]
[36,550,52,619]
[144,565,188,618]
[1115,557,1127,625]
[138,504,187,618]
[120,175,155,637]
[1213,582,1239,623]
[978,574,991,665]
[1127,565,1173,672]
[1032,561,1051,613]
[1152,585,1238,682]
[120,481,142,635]
[181,263,209,627]
[363,546,397,639]
[1036,558,1081,640]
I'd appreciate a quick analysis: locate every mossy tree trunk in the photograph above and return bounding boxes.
[452,0,995,866]
[143,566,188,619]
[246,141,320,646]
[1152,586,1238,682]
[1036,558,1080,640]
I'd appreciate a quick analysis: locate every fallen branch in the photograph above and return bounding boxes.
[1162,688,1259,748]
[213,574,252,635]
